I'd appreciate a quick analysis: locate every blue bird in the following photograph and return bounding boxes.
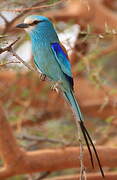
[16,15,104,177]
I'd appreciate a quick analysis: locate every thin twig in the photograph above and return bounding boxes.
[0,38,20,54]
[0,38,38,73]
[0,13,9,24]
[10,48,36,72]
[17,134,67,145]
[0,61,20,67]
[1,0,48,34]
[1,0,68,12]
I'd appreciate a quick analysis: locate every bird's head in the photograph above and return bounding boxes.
[16,15,58,43]
[16,15,51,33]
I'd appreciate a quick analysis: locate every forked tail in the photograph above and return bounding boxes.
[63,90,105,178]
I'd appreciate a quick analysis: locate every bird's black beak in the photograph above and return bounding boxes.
[16,23,29,28]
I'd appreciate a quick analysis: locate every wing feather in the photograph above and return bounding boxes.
[51,42,74,89]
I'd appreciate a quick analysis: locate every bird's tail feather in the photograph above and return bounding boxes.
[63,90,104,178]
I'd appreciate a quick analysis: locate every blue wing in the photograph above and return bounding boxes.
[51,42,74,89]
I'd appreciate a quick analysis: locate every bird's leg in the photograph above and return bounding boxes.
[39,73,46,81]
[51,80,62,93]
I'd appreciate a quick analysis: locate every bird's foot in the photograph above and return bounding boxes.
[40,73,46,81]
[51,81,62,93]
[51,84,59,93]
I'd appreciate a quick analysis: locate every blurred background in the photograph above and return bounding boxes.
[0,0,117,179]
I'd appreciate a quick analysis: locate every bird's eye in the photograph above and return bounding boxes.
[33,20,40,25]
[29,20,39,26]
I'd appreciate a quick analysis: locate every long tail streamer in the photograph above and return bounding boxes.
[64,90,105,178]
[80,120,105,178]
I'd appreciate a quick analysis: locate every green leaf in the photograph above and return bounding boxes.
[105,116,114,124]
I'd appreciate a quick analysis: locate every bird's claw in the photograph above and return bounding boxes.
[51,81,62,93]
[51,85,59,93]
[40,73,46,81]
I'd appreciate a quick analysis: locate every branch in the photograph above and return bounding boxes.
[17,134,66,145]
[45,172,117,180]
[1,0,117,34]
[0,61,20,67]
[1,0,48,34]
[0,38,38,73]
[0,103,25,167]
[0,38,19,54]
[2,0,67,12]
[12,111,62,129]
[10,48,37,72]
[0,103,117,179]
[0,13,9,24]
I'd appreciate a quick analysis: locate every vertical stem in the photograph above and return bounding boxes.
[75,119,86,180]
